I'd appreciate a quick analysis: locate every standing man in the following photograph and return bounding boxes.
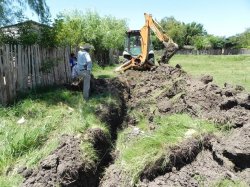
[72,44,93,100]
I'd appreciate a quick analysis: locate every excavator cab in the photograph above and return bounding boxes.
[123,30,155,63]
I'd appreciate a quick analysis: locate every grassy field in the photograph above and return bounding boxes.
[170,55,250,91]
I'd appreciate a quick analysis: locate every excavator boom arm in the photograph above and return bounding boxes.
[145,13,170,43]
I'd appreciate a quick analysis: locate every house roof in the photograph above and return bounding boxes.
[1,20,51,29]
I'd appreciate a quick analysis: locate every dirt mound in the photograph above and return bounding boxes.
[139,150,230,187]
[118,65,249,127]
[21,127,113,187]
[99,135,220,187]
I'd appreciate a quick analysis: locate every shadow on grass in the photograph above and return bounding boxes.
[97,75,113,79]
[11,83,118,109]
[12,85,83,107]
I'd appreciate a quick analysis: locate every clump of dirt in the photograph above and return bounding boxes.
[213,123,250,171]
[140,135,213,181]
[22,135,100,187]
[139,150,230,187]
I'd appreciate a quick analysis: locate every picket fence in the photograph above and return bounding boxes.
[0,44,71,105]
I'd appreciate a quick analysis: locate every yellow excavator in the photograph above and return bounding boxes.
[115,13,178,72]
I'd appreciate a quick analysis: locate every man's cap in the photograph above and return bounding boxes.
[79,44,93,50]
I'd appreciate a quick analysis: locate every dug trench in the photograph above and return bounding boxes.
[21,78,130,187]
[22,65,250,186]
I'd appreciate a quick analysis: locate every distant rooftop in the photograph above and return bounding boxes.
[1,20,51,29]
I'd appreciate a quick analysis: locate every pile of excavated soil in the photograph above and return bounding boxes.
[118,65,249,127]
[100,65,250,187]
[21,131,111,187]
[21,135,97,187]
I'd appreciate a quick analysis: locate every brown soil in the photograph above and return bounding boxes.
[21,126,116,187]
[139,124,250,187]
[22,65,250,186]
[22,135,101,187]
[118,65,249,127]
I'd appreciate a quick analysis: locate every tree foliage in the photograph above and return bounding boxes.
[191,36,210,50]
[158,17,207,49]
[184,22,207,45]
[0,0,50,26]
[160,17,186,48]
[206,35,225,49]
[55,10,127,65]
[238,28,250,48]
[0,21,57,47]
[224,28,250,49]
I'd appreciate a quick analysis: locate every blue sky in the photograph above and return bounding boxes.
[29,0,250,37]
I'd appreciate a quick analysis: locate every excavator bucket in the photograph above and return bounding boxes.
[160,42,179,64]
[115,59,134,72]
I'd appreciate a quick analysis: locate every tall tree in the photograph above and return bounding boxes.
[0,0,50,26]
[55,10,127,65]
[160,16,186,48]
[238,28,250,48]
[225,28,250,49]
[184,22,207,45]
[206,35,225,49]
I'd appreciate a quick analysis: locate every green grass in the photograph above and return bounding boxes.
[170,55,250,91]
[115,114,218,185]
[92,63,118,78]
[212,179,248,187]
[0,87,116,186]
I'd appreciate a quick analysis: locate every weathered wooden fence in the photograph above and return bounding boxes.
[0,44,71,105]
